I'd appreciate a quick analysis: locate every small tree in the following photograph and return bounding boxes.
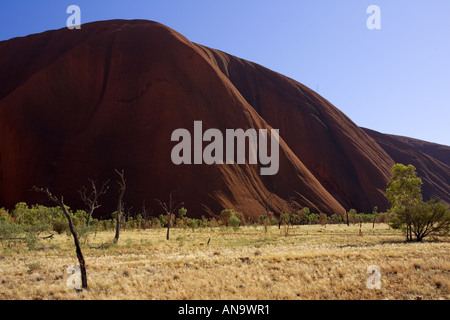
[136,214,143,229]
[387,163,450,242]
[158,214,167,227]
[330,214,342,224]
[219,209,235,227]
[307,213,319,225]
[178,207,188,219]
[155,191,184,240]
[33,187,88,290]
[291,213,301,225]
[387,164,423,242]
[295,209,306,225]
[319,213,328,227]
[229,215,240,232]
[409,200,450,241]
[78,179,109,227]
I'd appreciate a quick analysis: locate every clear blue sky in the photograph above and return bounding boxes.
[1,0,449,146]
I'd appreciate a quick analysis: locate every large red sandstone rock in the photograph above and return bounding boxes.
[0,20,448,218]
[0,20,344,219]
[196,46,395,212]
[363,128,450,206]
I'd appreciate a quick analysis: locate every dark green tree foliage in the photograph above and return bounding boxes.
[409,200,450,242]
[387,164,423,241]
[387,163,450,242]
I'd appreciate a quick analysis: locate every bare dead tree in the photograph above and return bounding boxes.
[78,179,110,227]
[155,191,184,240]
[33,186,88,290]
[114,169,126,243]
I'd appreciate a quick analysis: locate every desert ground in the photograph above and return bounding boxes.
[0,223,448,300]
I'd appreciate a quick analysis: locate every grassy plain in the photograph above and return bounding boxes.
[0,223,448,300]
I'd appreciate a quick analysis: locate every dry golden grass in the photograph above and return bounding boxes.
[0,224,448,300]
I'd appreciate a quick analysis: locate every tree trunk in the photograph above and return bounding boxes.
[166,212,171,240]
[114,202,122,243]
[406,208,414,242]
[60,201,88,289]
[155,192,183,241]
[86,208,94,227]
[34,187,88,290]
[114,170,126,243]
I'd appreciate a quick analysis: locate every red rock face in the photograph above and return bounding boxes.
[0,20,448,218]
[363,128,450,206]
[195,46,396,212]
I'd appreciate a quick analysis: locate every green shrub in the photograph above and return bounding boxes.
[12,203,51,231]
[270,217,278,225]
[76,225,96,244]
[26,262,41,274]
[178,207,188,219]
[330,214,342,224]
[187,218,201,232]
[158,214,167,227]
[0,217,22,240]
[52,219,68,234]
[126,216,135,229]
[151,217,162,228]
[72,210,88,227]
[176,218,185,229]
[219,209,236,227]
[307,213,319,225]
[90,218,100,229]
[291,213,301,225]
[229,215,240,232]
[23,233,39,250]
[319,213,328,226]
[208,218,219,229]
[136,214,143,229]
